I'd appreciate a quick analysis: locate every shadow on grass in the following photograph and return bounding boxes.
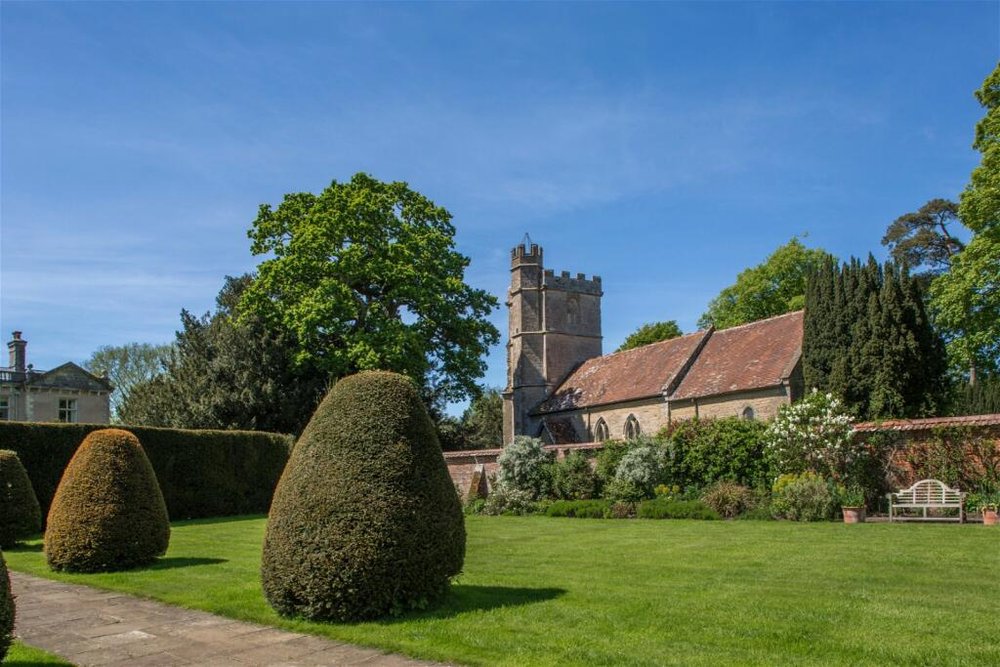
[6,542,43,553]
[146,556,228,571]
[377,584,566,623]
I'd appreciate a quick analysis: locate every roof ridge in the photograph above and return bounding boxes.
[600,328,708,361]
[713,309,803,333]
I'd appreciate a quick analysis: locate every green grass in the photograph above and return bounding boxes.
[5,640,74,665]
[5,516,999,666]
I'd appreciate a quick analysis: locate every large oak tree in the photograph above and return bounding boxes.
[239,173,499,405]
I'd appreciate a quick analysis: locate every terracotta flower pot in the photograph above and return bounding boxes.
[983,508,999,526]
[842,506,865,524]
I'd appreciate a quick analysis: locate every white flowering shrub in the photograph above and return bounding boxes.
[612,441,666,499]
[766,390,856,480]
[496,436,552,500]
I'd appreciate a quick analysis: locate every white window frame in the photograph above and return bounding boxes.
[58,398,78,423]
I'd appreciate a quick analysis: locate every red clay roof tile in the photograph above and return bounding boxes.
[535,330,711,413]
[670,311,803,400]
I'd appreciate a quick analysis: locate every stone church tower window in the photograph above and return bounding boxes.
[593,418,609,442]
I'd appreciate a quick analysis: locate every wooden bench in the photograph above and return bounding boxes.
[887,479,966,523]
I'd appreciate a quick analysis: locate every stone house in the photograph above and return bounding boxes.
[502,242,804,445]
[0,331,112,424]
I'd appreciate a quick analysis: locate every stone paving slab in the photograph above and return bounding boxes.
[11,572,451,666]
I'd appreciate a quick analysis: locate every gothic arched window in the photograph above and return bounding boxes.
[742,406,756,421]
[624,414,641,440]
[593,418,609,442]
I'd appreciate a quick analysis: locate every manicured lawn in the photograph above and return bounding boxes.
[5,640,75,665]
[6,516,999,666]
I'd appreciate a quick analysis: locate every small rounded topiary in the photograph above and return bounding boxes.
[1,550,13,662]
[262,370,465,621]
[45,429,170,572]
[0,450,42,548]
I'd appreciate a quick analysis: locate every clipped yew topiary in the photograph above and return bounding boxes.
[261,370,465,621]
[45,429,170,572]
[0,550,13,662]
[0,450,41,548]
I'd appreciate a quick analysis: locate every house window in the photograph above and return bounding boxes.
[0,398,8,421]
[742,406,756,421]
[58,398,77,423]
[593,418,609,442]
[624,414,641,440]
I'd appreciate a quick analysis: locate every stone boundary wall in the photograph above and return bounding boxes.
[445,442,603,499]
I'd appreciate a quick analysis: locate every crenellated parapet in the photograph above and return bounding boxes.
[542,269,602,296]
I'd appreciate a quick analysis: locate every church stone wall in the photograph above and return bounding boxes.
[668,386,792,422]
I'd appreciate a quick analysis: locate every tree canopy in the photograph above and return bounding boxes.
[616,321,683,352]
[929,62,1000,385]
[85,342,172,422]
[699,238,835,330]
[803,256,948,420]
[120,275,328,435]
[239,173,499,405]
[881,198,965,282]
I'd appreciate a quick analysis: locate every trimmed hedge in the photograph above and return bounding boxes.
[0,551,11,662]
[546,499,611,518]
[636,498,720,520]
[46,429,170,572]
[0,422,292,521]
[262,371,465,622]
[0,450,41,548]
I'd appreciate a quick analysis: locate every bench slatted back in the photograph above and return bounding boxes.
[894,479,962,505]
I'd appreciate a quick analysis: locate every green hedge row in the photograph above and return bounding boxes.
[0,422,292,521]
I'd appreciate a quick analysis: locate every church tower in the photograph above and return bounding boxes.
[502,241,603,444]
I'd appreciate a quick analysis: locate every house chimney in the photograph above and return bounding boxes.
[8,331,26,372]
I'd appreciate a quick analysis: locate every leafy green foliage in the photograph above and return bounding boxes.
[699,238,834,329]
[240,173,500,405]
[636,498,720,520]
[551,451,598,500]
[771,472,836,521]
[612,441,666,499]
[85,342,173,422]
[0,552,11,662]
[261,371,464,621]
[765,391,855,481]
[959,62,1000,237]
[901,426,1000,492]
[545,499,611,518]
[45,429,170,572]
[496,436,553,500]
[120,275,328,436]
[615,321,683,352]
[949,375,1000,415]
[700,482,754,519]
[593,440,629,487]
[881,199,964,283]
[0,422,290,521]
[930,233,1000,383]
[460,387,504,449]
[803,257,948,419]
[481,485,538,516]
[927,64,1000,384]
[662,417,772,490]
[0,450,41,548]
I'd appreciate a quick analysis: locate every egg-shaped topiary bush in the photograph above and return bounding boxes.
[45,429,169,572]
[0,450,41,548]
[261,370,465,621]
[0,550,13,662]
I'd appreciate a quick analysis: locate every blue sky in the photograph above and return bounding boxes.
[2,2,997,411]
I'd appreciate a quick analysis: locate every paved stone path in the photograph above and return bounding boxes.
[11,572,449,666]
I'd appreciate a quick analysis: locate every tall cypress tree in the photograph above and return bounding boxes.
[803,256,947,420]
